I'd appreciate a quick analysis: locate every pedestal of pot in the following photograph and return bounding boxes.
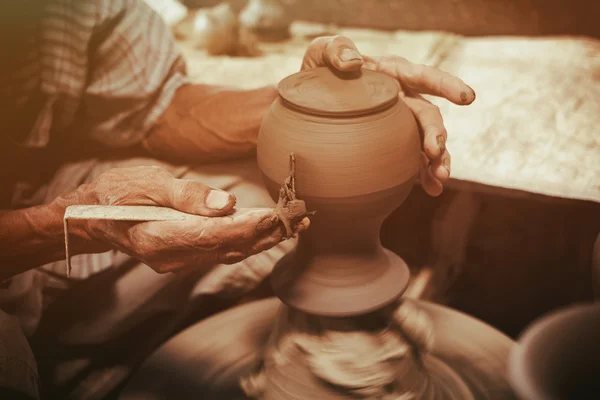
[262,175,415,317]
[271,247,410,317]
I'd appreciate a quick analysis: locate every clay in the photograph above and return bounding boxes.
[273,153,315,239]
[244,299,477,399]
[257,66,421,316]
[508,303,600,400]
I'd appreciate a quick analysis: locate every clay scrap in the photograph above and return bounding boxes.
[274,152,315,239]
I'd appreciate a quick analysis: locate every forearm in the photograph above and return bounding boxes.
[0,193,92,280]
[142,83,278,163]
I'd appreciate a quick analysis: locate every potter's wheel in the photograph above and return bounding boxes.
[119,298,518,400]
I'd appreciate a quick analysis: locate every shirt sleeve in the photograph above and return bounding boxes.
[72,0,191,147]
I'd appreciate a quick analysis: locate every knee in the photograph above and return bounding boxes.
[0,310,40,400]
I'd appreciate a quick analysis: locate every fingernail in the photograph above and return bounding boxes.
[340,48,362,62]
[436,135,446,154]
[294,217,311,233]
[467,85,476,102]
[206,190,232,210]
[460,91,468,102]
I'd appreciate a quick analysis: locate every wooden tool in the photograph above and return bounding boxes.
[63,205,192,277]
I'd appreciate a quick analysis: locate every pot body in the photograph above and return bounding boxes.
[257,95,421,317]
[257,96,421,214]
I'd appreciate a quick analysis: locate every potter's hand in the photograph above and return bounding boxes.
[301,36,476,196]
[61,166,308,273]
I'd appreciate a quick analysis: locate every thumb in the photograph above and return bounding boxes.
[324,35,364,72]
[301,35,364,72]
[166,178,236,216]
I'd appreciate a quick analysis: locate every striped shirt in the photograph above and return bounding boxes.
[0,0,192,283]
[0,0,189,154]
[0,0,192,383]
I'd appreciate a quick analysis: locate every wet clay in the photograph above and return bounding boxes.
[241,299,473,399]
[273,153,315,239]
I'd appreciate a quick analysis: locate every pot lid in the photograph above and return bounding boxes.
[277,67,400,117]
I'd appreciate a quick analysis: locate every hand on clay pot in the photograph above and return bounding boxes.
[301,36,476,196]
[55,166,309,273]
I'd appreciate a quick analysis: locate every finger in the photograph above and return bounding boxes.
[88,219,138,255]
[418,152,443,197]
[323,35,364,72]
[166,178,236,217]
[205,210,311,249]
[253,216,311,251]
[166,216,311,273]
[126,208,280,256]
[301,35,364,72]
[430,150,451,183]
[205,208,282,244]
[363,56,475,105]
[223,216,311,264]
[403,95,447,160]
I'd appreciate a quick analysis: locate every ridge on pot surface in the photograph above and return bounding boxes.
[278,66,400,117]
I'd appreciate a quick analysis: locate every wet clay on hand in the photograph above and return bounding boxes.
[273,153,315,239]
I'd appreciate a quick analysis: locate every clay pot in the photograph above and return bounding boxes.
[257,66,421,317]
[508,303,600,400]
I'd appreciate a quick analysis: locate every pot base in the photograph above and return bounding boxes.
[271,248,411,317]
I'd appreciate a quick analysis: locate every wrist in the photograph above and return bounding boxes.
[0,204,71,278]
[49,184,103,253]
[0,185,104,279]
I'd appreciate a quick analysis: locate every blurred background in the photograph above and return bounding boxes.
[185,0,600,37]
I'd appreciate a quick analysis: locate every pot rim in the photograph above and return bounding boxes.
[277,67,400,118]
